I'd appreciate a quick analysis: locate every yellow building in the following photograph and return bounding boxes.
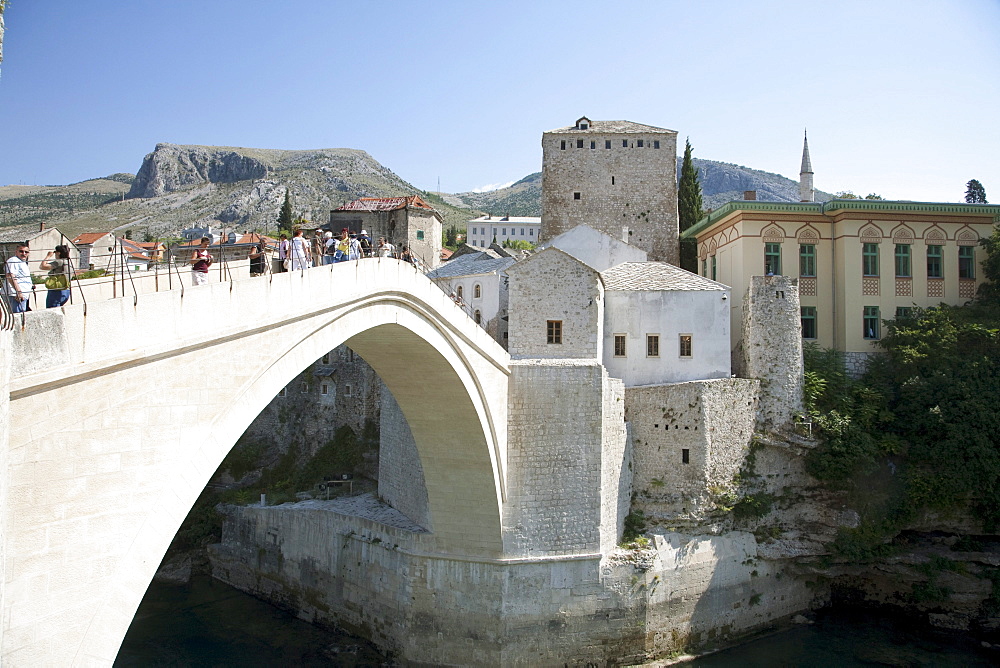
[682,199,1000,371]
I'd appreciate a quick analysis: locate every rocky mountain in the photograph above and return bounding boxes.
[450,158,833,217]
[0,144,474,240]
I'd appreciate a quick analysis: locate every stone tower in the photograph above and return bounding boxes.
[740,275,804,430]
[541,116,679,264]
[799,130,814,203]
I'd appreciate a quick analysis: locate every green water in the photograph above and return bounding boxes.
[118,576,995,667]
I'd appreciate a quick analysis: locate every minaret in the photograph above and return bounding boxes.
[799,129,814,202]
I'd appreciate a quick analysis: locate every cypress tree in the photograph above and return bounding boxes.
[966,179,988,204]
[678,138,704,273]
[278,189,294,232]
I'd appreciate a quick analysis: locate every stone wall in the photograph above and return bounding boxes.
[209,501,822,665]
[740,275,803,430]
[506,248,602,359]
[377,384,431,529]
[627,379,758,526]
[503,359,626,556]
[541,128,679,264]
[0,328,10,653]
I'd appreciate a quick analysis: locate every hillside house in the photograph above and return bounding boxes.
[1,224,81,273]
[425,249,517,347]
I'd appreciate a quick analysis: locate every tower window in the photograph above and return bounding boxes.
[590,141,595,149]
[576,139,584,148]
[416,230,424,241]
[605,140,611,149]
[682,449,690,464]
[654,140,660,149]
[547,320,562,344]
[560,140,566,150]
[573,192,581,200]
[622,139,628,148]
[345,383,353,397]
[637,139,644,148]
[321,384,329,395]
[611,176,615,185]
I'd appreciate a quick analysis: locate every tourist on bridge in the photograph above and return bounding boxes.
[277,233,289,272]
[248,237,267,276]
[348,233,362,262]
[377,237,395,258]
[289,229,310,271]
[40,245,72,308]
[189,237,213,286]
[358,229,372,257]
[4,243,33,313]
[310,230,325,268]
[322,231,336,265]
[334,229,350,263]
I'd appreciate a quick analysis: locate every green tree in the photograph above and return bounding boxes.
[278,189,294,233]
[444,225,459,248]
[864,193,884,200]
[677,138,703,272]
[966,179,988,204]
[976,224,1000,304]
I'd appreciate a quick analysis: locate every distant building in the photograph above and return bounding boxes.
[467,215,540,248]
[541,116,680,263]
[1,224,80,272]
[71,232,117,271]
[329,195,442,269]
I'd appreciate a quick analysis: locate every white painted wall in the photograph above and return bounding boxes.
[544,224,648,272]
[603,288,731,386]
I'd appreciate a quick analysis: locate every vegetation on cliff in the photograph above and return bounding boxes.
[805,225,1000,559]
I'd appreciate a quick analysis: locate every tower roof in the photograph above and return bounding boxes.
[800,130,813,174]
[545,119,676,135]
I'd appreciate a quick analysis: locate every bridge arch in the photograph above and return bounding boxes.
[3,259,509,665]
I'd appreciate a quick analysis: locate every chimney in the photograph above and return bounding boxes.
[743,190,757,201]
[39,222,46,231]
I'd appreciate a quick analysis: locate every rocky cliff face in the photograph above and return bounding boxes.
[128,144,270,198]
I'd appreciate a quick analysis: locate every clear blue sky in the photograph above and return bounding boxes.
[1,0,997,202]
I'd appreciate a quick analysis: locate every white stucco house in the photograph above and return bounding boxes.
[425,249,517,347]
[507,226,730,385]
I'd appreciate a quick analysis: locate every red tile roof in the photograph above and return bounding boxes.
[335,194,435,212]
[72,232,112,245]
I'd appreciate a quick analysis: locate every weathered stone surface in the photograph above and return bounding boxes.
[128,143,269,198]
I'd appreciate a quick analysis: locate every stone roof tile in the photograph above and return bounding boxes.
[600,262,727,291]
[546,120,676,135]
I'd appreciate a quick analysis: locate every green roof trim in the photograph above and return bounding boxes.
[681,199,1000,240]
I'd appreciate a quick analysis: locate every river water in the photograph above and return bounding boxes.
[117,575,996,667]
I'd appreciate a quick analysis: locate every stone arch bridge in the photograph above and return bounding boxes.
[0,259,512,665]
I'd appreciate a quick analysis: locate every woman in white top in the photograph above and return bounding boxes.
[289,229,310,271]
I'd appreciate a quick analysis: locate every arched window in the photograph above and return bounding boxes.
[474,284,482,299]
[474,310,482,324]
[456,285,463,299]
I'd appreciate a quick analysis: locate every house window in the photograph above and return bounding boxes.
[529,229,534,236]
[613,334,626,357]
[646,334,660,357]
[895,306,913,319]
[345,383,352,398]
[579,122,588,129]
[863,306,880,340]
[637,139,644,148]
[416,230,424,241]
[474,283,481,299]
[456,285,463,299]
[322,353,330,364]
[927,245,943,278]
[573,192,581,200]
[711,255,717,281]
[702,258,708,277]
[300,382,308,394]
[799,244,816,277]
[576,139,584,148]
[547,320,562,344]
[801,306,817,339]
[679,334,692,358]
[605,140,611,149]
[560,140,566,150]
[278,387,287,398]
[682,449,690,464]
[321,384,329,395]
[654,140,660,149]
[959,246,975,279]
[863,243,879,276]
[474,310,481,324]
[502,228,506,236]
[520,228,524,236]
[590,141,596,149]
[764,243,781,275]
[895,244,911,278]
